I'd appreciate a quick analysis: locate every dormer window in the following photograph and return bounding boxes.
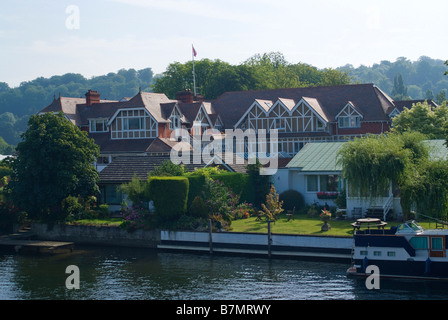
[336,102,363,129]
[389,108,401,119]
[338,116,361,128]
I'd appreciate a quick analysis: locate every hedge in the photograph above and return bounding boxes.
[147,177,189,221]
[210,173,254,204]
[185,173,255,206]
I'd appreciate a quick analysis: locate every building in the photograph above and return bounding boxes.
[40,84,432,164]
[276,140,448,221]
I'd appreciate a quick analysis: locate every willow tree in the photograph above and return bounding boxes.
[337,133,414,199]
[336,132,448,220]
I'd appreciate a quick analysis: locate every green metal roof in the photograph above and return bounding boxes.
[286,139,448,173]
[286,142,345,172]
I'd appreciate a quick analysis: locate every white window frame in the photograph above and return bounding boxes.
[89,119,108,132]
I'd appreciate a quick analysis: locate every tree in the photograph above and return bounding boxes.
[8,112,100,221]
[337,132,448,220]
[391,101,448,139]
[258,184,284,221]
[390,73,410,100]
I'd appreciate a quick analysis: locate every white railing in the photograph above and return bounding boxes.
[383,195,393,221]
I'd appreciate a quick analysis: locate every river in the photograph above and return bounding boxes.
[1,245,448,301]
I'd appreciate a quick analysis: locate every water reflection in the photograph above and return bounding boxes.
[1,246,448,300]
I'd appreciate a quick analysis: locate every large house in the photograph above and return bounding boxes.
[40,84,429,163]
[39,84,435,207]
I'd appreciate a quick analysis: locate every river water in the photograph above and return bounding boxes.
[1,245,448,301]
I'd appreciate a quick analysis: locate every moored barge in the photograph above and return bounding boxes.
[347,220,448,280]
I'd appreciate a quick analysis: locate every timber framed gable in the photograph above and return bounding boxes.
[234,97,329,134]
[108,107,158,139]
[336,102,363,129]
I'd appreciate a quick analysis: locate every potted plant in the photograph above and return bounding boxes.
[320,208,332,231]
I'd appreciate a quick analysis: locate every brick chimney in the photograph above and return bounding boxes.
[85,90,100,106]
[176,89,194,103]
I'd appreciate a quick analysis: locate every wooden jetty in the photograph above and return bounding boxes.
[0,228,74,254]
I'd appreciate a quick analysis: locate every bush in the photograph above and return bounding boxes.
[61,196,84,221]
[147,177,189,222]
[210,172,253,203]
[189,196,209,219]
[279,190,305,212]
[186,175,206,207]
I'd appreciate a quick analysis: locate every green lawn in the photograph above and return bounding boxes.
[67,218,123,227]
[230,213,437,237]
[67,214,440,236]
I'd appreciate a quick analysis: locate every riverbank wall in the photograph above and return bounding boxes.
[31,223,160,248]
[31,223,353,261]
[159,230,353,261]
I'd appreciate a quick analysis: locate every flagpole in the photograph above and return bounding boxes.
[192,45,197,97]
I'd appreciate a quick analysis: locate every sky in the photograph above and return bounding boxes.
[1,0,448,87]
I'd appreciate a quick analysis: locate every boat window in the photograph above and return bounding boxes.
[387,251,396,257]
[397,221,423,233]
[410,237,428,249]
[360,250,368,256]
[431,237,443,251]
[374,251,381,256]
[408,221,423,232]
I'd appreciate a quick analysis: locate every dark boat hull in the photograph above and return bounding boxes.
[350,258,448,280]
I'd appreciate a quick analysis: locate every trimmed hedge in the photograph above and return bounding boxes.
[147,177,189,221]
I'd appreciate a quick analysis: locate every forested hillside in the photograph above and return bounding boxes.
[0,53,446,153]
[0,68,154,148]
[338,56,448,102]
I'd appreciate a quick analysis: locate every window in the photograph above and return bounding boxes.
[89,119,107,132]
[294,142,304,153]
[360,250,368,256]
[410,237,428,249]
[431,237,443,250]
[316,120,325,131]
[275,118,286,132]
[320,175,338,192]
[387,251,396,257]
[110,109,156,139]
[100,184,122,205]
[374,251,381,256]
[124,117,144,130]
[306,175,339,193]
[338,116,361,128]
[170,116,180,130]
[307,175,318,192]
[278,142,283,153]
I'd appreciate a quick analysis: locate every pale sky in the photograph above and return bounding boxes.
[1,0,448,87]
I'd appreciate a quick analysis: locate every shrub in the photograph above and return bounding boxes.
[279,190,305,212]
[147,177,189,222]
[189,196,209,219]
[120,175,147,204]
[61,196,84,221]
[120,203,151,232]
[186,175,206,207]
[204,179,239,225]
[258,185,284,221]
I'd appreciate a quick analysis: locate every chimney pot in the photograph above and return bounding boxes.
[85,89,100,106]
[176,89,194,103]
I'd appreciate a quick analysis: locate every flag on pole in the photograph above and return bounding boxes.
[192,45,197,58]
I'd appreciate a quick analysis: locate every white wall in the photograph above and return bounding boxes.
[272,169,337,208]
